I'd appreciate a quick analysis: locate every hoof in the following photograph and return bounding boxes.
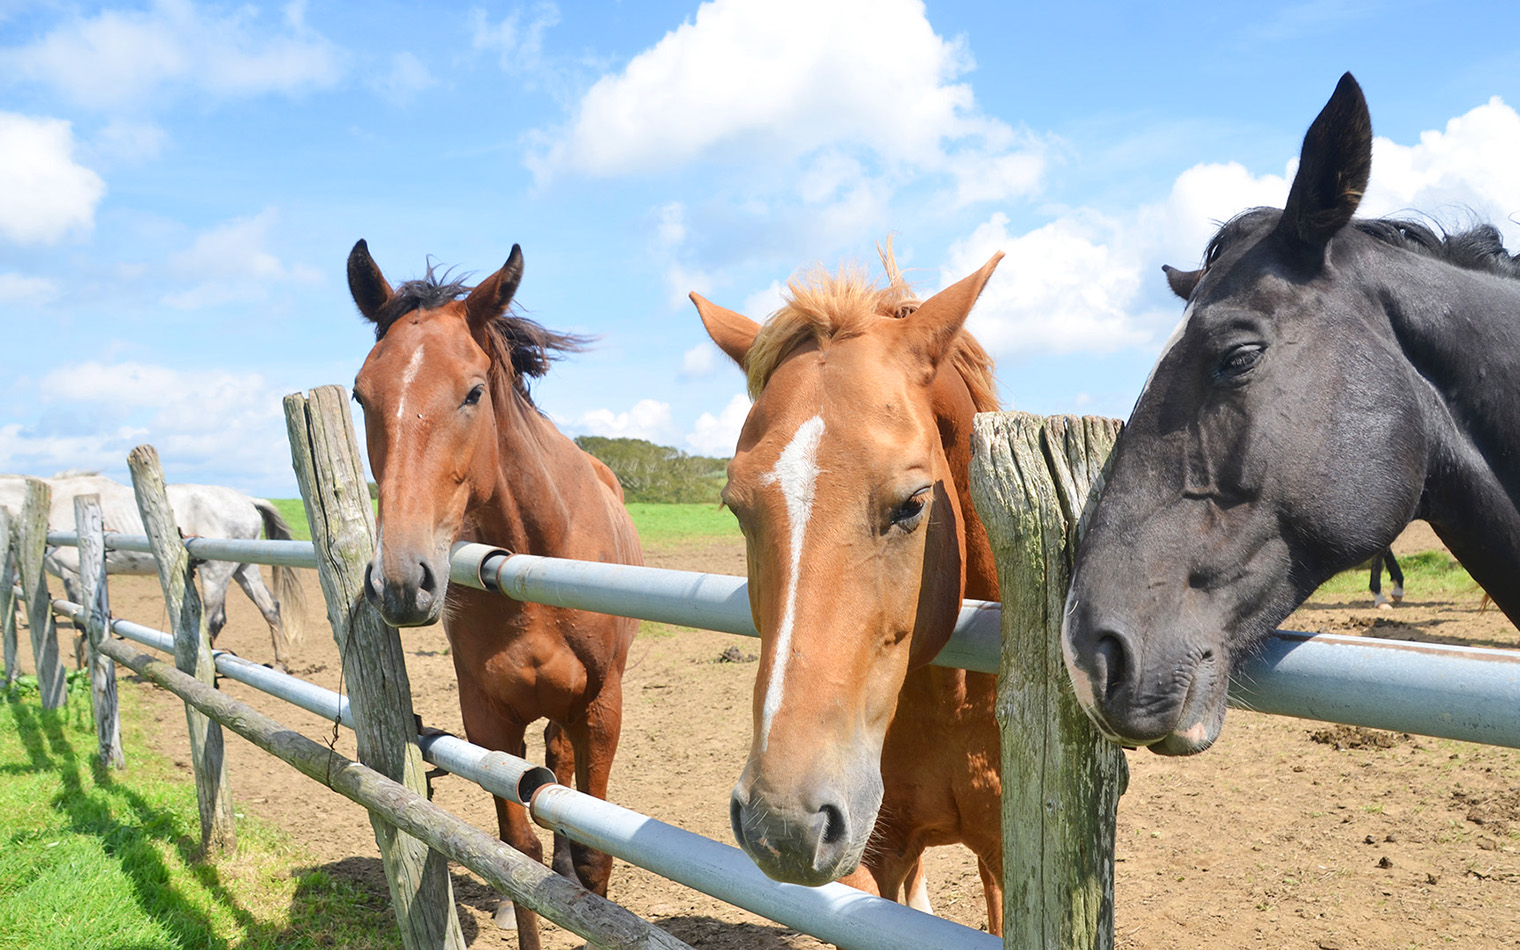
[1373,592,1389,609]
[1391,586,1404,603]
[1377,602,1393,610]
[494,900,517,931]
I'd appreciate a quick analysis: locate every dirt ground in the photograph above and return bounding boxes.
[31,521,1520,949]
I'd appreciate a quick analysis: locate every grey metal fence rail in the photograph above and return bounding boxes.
[45,530,1520,750]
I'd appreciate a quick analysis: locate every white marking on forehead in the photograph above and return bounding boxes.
[395,345,426,420]
[1136,299,1196,405]
[757,413,826,751]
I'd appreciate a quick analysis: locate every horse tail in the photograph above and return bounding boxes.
[253,500,308,647]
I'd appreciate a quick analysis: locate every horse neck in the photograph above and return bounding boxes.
[467,386,588,558]
[1389,262,1520,618]
[931,362,999,603]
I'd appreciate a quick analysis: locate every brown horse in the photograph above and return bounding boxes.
[347,241,641,950]
[690,243,1006,934]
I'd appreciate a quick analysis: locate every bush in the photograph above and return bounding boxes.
[575,437,728,504]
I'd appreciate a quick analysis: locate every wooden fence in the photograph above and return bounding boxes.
[10,399,1519,949]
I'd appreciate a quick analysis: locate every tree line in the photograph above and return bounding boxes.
[574,436,728,504]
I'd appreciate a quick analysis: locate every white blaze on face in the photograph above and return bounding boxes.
[757,413,826,751]
[395,345,426,420]
[1136,299,1196,406]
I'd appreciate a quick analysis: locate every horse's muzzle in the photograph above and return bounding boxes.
[728,767,880,886]
[364,556,444,627]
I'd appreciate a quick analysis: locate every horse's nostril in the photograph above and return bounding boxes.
[729,795,746,847]
[418,560,436,594]
[364,562,380,597]
[1094,632,1129,699]
[819,802,847,846]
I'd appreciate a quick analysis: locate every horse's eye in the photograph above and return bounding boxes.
[462,384,485,407]
[1216,344,1264,382]
[891,489,931,531]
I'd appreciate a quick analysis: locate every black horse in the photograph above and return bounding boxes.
[1369,549,1403,608]
[1062,72,1520,755]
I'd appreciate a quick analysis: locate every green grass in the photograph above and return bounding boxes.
[0,676,399,950]
[269,499,740,550]
[1311,549,1479,600]
[624,502,740,547]
[268,499,310,541]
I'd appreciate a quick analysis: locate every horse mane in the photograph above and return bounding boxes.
[744,240,999,412]
[1352,218,1520,280]
[374,262,590,404]
[1203,208,1520,281]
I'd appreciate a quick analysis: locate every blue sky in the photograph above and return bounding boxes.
[4,0,1520,497]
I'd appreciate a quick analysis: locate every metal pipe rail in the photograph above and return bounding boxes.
[50,597,1001,950]
[44,532,1520,748]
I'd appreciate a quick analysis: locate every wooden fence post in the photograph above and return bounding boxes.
[284,384,464,950]
[76,494,124,769]
[18,478,67,709]
[128,445,236,854]
[969,412,1129,950]
[2,506,18,692]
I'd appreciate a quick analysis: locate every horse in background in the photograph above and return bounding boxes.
[348,241,641,950]
[690,241,1006,934]
[0,472,307,670]
[1064,72,1520,756]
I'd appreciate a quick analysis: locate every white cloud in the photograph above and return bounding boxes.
[952,95,1520,359]
[1,0,344,111]
[371,51,437,106]
[470,3,560,74]
[5,360,291,489]
[741,280,786,320]
[528,0,1044,206]
[1361,97,1520,246]
[0,272,59,306]
[947,212,1153,355]
[0,112,105,244]
[685,393,749,457]
[164,208,321,309]
[574,398,677,442]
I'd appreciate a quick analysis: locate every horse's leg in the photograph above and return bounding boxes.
[1369,551,1389,608]
[230,563,292,671]
[199,560,235,644]
[542,720,579,881]
[903,858,933,914]
[977,854,1004,937]
[560,675,624,896]
[1387,549,1405,602]
[460,695,542,947]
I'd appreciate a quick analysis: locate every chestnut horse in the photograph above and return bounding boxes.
[690,244,1005,934]
[347,241,641,950]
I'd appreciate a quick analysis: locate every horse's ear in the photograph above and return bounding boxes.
[690,293,760,366]
[464,244,524,330]
[898,251,1004,366]
[1163,264,1203,300]
[348,240,393,322]
[1275,72,1372,262]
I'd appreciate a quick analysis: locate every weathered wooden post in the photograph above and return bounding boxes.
[284,384,464,950]
[128,445,237,854]
[75,494,124,769]
[1,506,18,691]
[970,412,1129,950]
[18,478,67,708]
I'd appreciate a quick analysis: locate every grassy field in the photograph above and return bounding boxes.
[268,499,738,550]
[0,674,398,950]
[1311,549,1478,600]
